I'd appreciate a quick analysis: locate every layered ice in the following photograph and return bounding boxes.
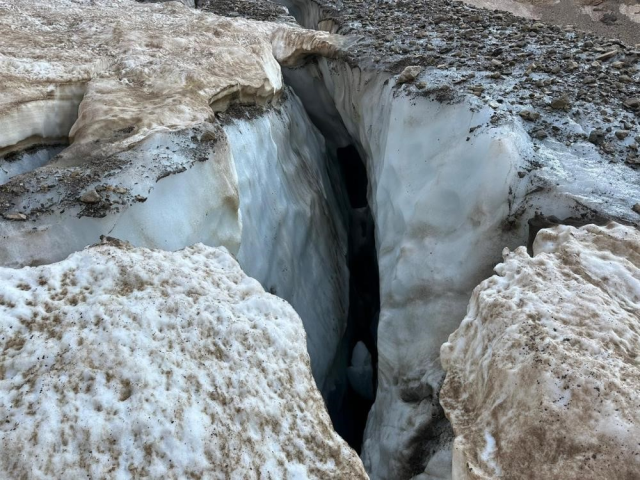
[441,223,640,479]
[0,240,366,478]
[0,0,349,394]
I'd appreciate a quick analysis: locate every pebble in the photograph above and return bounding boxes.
[396,65,422,84]
[2,212,27,221]
[550,95,571,110]
[80,189,102,204]
[589,129,606,145]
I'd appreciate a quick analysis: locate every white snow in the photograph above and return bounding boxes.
[0,240,367,479]
[441,223,640,479]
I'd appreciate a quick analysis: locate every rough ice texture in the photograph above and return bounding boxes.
[284,55,640,480]
[0,0,346,242]
[440,223,640,480]
[0,0,350,395]
[0,0,343,150]
[0,240,366,479]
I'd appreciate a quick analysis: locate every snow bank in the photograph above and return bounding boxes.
[0,0,350,396]
[441,223,640,479]
[0,240,366,479]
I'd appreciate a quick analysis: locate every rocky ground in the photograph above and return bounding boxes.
[276,0,640,199]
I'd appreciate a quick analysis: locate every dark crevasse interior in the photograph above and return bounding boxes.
[325,144,380,453]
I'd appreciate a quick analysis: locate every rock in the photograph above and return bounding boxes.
[624,97,640,110]
[396,65,422,84]
[0,242,367,478]
[550,95,570,110]
[441,223,640,480]
[80,189,102,204]
[491,58,503,68]
[589,129,606,144]
[615,130,629,140]
[595,49,618,61]
[633,203,640,214]
[2,212,27,221]
[518,109,540,121]
[532,129,548,139]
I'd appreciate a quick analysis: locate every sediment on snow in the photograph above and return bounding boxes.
[275,0,640,477]
[441,223,640,479]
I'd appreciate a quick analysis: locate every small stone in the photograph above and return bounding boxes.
[114,187,128,194]
[80,189,102,204]
[589,129,606,145]
[533,129,548,140]
[615,130,629,140]
[519,109,540,121]
[566,61,579,71]
[550,95,571,110]
[633,203,640,214]
[396,66,422,84]
[491,59,503,68]
[624,97,640,110]
[2,212,27,221]
[415,81,427,89]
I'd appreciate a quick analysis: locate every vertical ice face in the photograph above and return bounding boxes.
[441,223,640,480]
[283,55,640,479]
[0,240,367,478]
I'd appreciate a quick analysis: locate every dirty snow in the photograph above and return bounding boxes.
[0,240,366,479]
[441,223,640,479]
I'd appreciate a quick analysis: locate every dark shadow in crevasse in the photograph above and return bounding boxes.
[327,145,380,453]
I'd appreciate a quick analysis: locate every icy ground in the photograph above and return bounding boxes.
[0,240,366,479]
[441,223,640,479]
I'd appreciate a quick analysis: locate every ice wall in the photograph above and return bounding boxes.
[285,57,640,479]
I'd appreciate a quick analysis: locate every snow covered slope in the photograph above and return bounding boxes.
[0,239,366,479]
[441,223,640,479]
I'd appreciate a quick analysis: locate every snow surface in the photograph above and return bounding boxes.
[0,0,345,152]
[0,240,366,479]
[440,223,640,479]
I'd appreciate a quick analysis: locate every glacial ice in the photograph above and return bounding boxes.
[441,223,640,479]
[0,240,367,478]
[284,57,640,479]
[0,0,349,395]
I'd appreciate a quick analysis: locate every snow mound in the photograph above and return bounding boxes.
[0,239,366,479]
[441,223,640,479]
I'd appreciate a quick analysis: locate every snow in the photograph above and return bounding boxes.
[0,0,346,152]
[0,240,367,479]
[0,0,350,395]
[285,56,640,479]
[441,223,640,479]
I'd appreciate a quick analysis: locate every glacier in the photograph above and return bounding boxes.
[0,239,367,478]
[441,223,640,479]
